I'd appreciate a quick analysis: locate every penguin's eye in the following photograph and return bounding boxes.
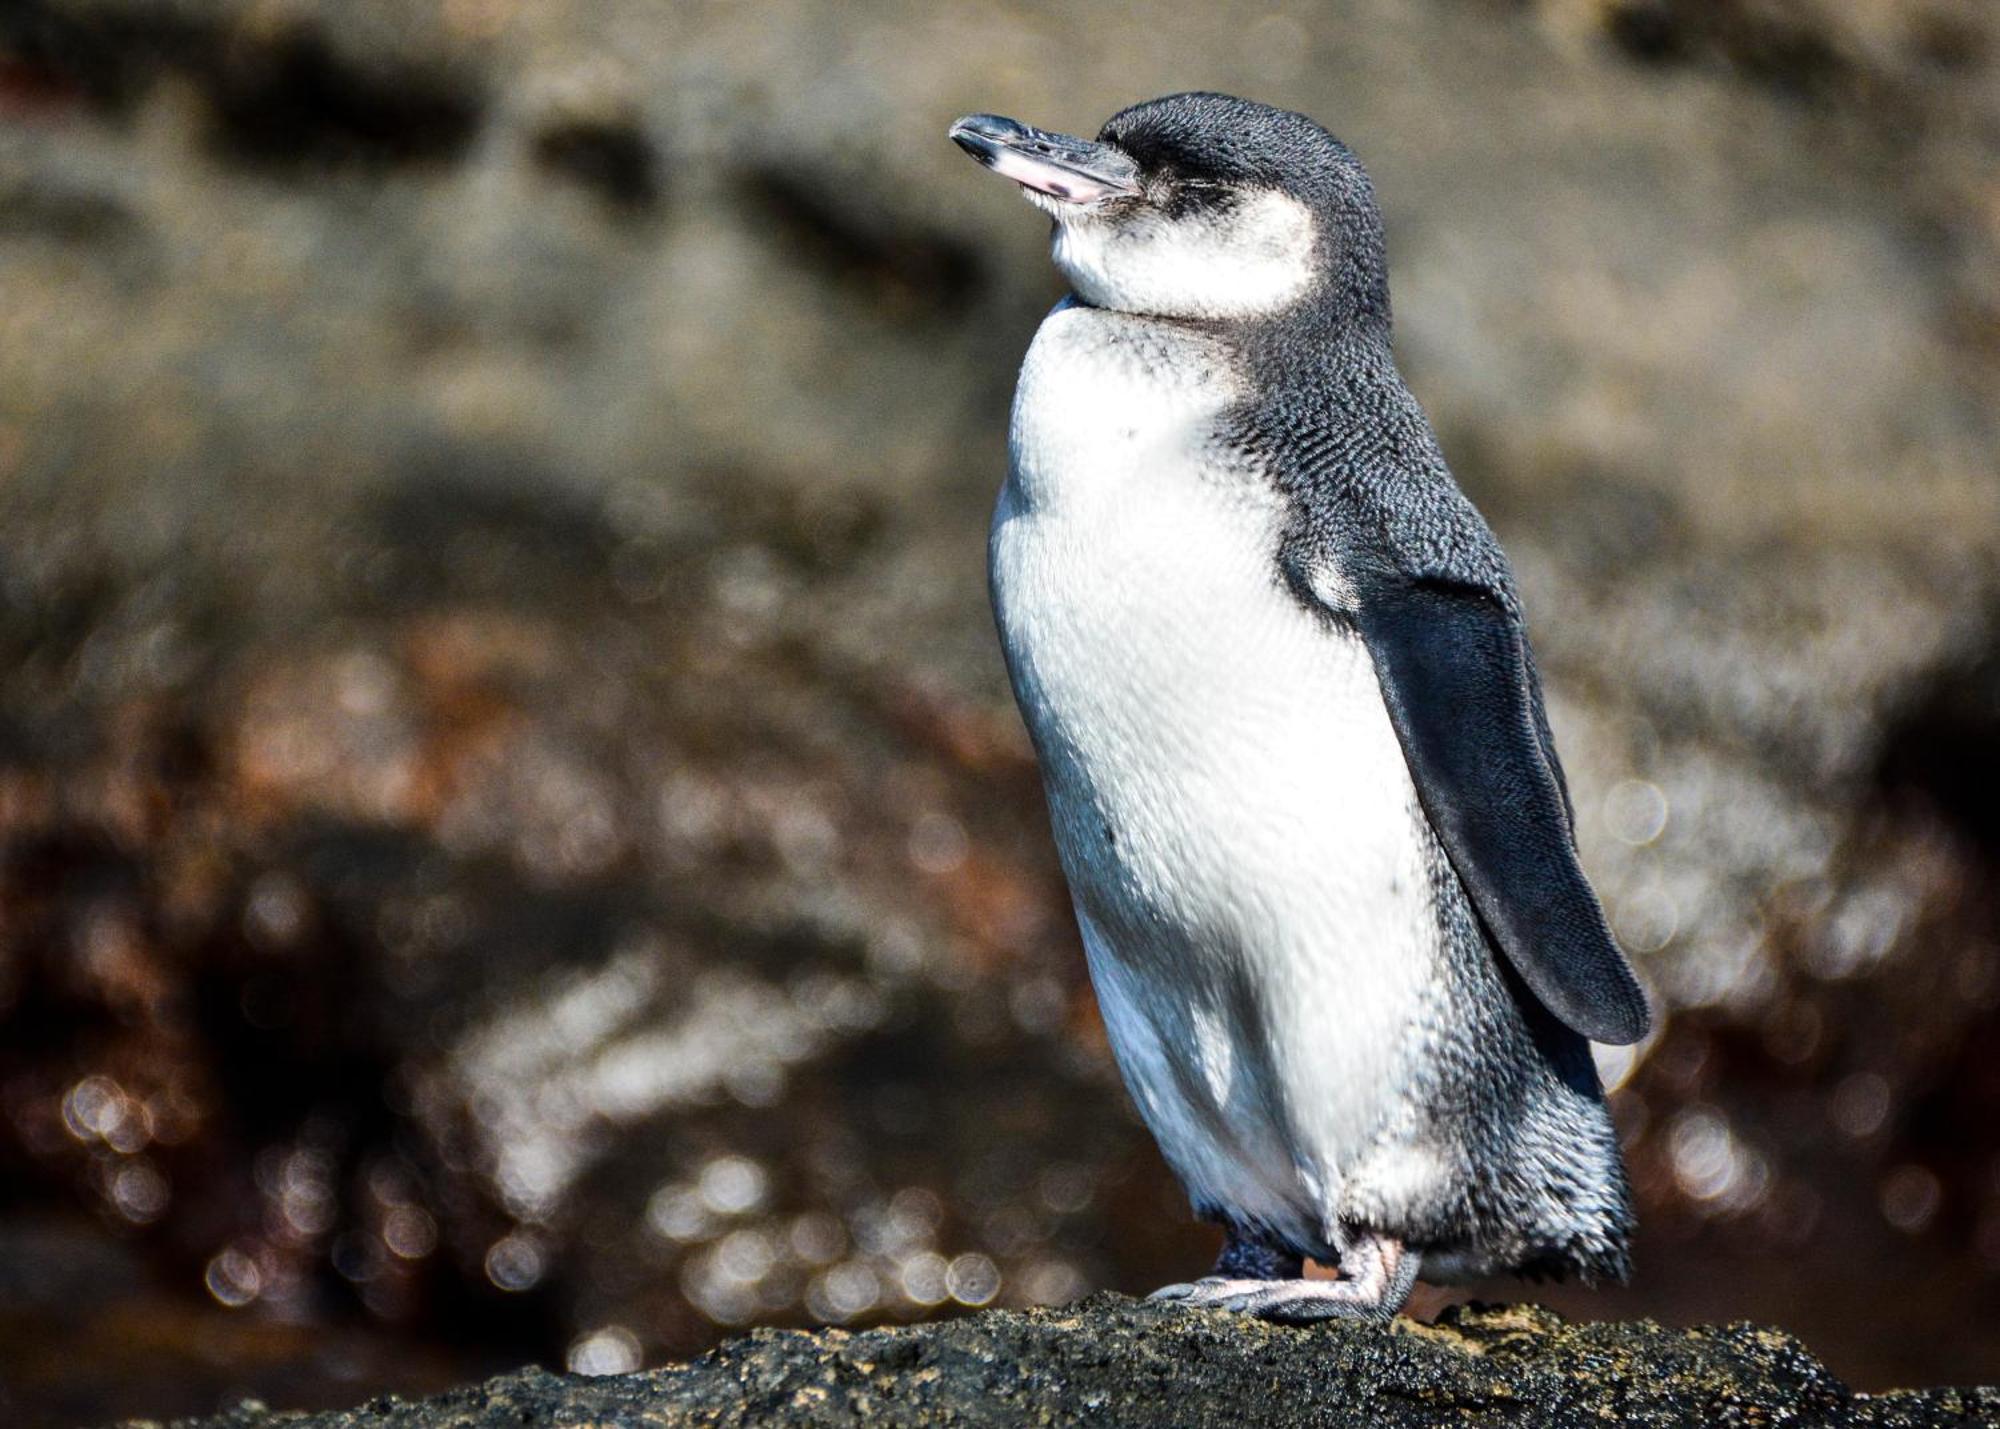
[1162,179,1238,218]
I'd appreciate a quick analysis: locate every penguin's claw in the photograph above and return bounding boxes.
[1147,1276,1253,1304]
[1149,1275,1399,1322]
[1149,1235,1418,1322]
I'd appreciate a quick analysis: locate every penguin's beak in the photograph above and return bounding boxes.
[948,114,1142,204]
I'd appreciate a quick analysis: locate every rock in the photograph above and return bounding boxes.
[145,1297,1999,1428]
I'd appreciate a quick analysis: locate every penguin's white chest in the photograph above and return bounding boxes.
[990,303,1441,1248]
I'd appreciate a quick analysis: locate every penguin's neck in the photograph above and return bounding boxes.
[1244,310,1400,415]
[1006,297,1247,515]
[1230,314,1444,497]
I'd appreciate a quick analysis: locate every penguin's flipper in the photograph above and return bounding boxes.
[1350,575,1652,1046]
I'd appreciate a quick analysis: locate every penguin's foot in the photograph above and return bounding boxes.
[1149,1275,1387,1321]
[1150,1232,1418,1323]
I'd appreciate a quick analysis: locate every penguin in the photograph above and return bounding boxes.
[948,94,1650,1322]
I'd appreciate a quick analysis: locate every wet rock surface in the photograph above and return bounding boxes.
[144,1297,2000,1429]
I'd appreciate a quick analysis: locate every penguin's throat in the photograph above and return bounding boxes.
[1051,189,1318,321]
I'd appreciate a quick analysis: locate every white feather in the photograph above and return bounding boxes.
[1049,188,1317,321]
[991,300,1443,1256]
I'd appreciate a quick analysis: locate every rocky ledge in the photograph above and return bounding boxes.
[138,1296,1998,1429]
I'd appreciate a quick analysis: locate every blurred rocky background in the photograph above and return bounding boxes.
[0,1,1995,1425]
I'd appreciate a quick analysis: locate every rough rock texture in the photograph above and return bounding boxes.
[144,1298,2000,1429]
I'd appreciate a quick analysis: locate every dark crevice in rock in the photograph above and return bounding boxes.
[1605,0,1851,100]
[0,3,483,173]
[200,27,482,174]
[532,117,664,215]
[735,166,987,322]
[0,3,210,115]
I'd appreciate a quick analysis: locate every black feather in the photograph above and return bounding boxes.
[1356,578,1650,1045]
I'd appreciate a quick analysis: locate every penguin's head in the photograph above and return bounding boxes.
[950,93,1387,326]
